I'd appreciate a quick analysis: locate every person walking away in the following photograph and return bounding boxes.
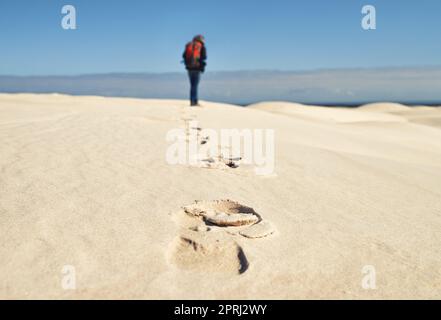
[183,35,207,106]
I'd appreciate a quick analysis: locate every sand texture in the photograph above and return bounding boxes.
[0,93,440,299]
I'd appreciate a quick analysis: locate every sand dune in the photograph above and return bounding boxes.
[358,102,411,113]
[0,94,440,299]
[249,101,407,123]
[359,102,441,128]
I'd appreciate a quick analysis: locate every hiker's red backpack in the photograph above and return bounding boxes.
[184,41,203,69]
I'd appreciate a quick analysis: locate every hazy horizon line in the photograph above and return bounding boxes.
[1,67,441,105]
[2,65,441,78]
[1,92,439,108]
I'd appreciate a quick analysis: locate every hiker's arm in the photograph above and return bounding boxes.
[201,46,207,62]
[200,46,207,72]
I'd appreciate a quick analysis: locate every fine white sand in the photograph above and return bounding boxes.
[0,93,440,299]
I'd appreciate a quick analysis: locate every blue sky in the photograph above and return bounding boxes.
[0,0,440,75]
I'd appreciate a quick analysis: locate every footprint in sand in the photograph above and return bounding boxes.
[199,155,241,169]
[169,200,276,275]
[200,136,209,145]
[170,231,249,275]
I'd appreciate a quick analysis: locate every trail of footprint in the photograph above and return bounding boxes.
[180,107,252,173]
[178,104,243,171]
[168,200,276,275]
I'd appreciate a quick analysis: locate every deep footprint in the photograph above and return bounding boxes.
[183,199,261,227]
[170,231,249,275]
[169,200,276,275]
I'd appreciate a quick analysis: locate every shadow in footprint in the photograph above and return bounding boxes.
[184,199,263,223]
[200,136,209,145]
[225,161,239,169]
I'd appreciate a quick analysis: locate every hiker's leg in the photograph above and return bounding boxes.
[188,71,195,105]
[189,71,198,105]
[191,71,200,105]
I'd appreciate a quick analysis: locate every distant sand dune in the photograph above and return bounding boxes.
[358,102,411,113]
[249,101,407,123]
[358,102,441,128]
